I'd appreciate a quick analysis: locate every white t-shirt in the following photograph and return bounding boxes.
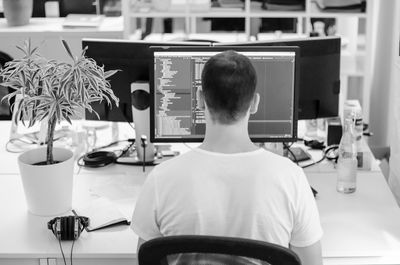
[131,148,323,248]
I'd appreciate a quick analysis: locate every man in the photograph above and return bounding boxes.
[132,50,323,265]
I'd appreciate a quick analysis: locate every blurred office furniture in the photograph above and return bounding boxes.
[122,0,377,136]
[0,17,123,63]
[58,0,104,16]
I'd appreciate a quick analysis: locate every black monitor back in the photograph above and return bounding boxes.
[82,39,212,122]
[59,0,106,16]
[214,36,341,119]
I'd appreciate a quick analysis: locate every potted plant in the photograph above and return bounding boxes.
[0,39,119,216]
[3,0,33,26]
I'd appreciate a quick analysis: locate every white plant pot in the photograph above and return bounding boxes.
[18,147,74,216]
[3,0,33,27]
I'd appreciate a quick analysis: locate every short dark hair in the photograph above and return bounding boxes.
[201,50,257,124]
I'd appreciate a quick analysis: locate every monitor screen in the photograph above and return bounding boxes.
[214,36,341,119]
[82,39,212,122]
[150,46,299,143]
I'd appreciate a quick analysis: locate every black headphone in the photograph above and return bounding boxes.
[82,151,117,167]
[48,216,89,241]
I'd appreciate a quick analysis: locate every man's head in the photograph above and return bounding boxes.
[200,50,258,125]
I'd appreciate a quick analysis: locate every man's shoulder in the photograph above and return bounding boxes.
[258,149,301,170]
[152,150,200,173]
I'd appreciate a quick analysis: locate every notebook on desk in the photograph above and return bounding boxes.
[72,197,130,232]
[62,14,104,28]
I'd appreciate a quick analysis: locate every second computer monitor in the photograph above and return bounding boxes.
[82,39,212,122]
[150,46,299,143]
[214,36,341,120]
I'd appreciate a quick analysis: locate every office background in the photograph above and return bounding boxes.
[1,0,399,187]
[0,0,396,146]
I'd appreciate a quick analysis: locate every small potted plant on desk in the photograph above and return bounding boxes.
[0,39,119,216]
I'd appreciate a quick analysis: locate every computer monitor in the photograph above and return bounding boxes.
[82,39,212,122]
[214,36,341,119]
[150,46,299,143]
[59,0,105,16]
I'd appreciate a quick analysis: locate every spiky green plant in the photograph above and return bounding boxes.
[0,39,119,164]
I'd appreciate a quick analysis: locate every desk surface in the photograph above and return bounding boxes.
[0,121,400,265]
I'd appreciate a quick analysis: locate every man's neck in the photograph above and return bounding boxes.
[199,119,259,154]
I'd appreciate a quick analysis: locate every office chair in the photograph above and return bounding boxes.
[138,235,302,265]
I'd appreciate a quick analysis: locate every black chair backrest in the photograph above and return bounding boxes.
[138,235,302,265]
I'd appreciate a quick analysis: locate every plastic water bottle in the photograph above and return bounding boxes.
[336,118,357,193]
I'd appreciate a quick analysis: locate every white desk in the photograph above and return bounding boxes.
[0,121,400,265]
[0,174,139,265]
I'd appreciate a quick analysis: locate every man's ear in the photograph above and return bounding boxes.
[196,88,205,110]
[249,93,260,114]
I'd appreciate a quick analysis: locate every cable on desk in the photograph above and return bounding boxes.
[120,109,136,133]
[77,140,135,168]
[300,145,340,169]
[70,239,76,265]
[183,142,194,150]
[283,142,299,165]
[91,139,134,152]
[301,155,326,169]
[57,237,76,265]
[58,238,67,265]
[5,138,37,153]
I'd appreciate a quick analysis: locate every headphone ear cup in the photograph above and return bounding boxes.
[81,216,89,229]
[47,218,55,231]
[68,216,75,240]
[61,217,67,240]
[76,217,81,239]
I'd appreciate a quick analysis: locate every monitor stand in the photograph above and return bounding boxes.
[115,140,159,166]
[115,82,159,170]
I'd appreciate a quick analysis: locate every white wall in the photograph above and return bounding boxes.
[388,1,400,205]
[368,0,396,147]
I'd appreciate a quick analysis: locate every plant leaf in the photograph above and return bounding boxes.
[61,39,74,61]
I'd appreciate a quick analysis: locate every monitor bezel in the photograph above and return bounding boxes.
[150,46,300,143]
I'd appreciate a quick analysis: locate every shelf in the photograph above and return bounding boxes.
[129,12,187,18]
[250,3,305,18]
[141,32,249,43]
[256,33,307,41]
[249,12,306,18]
[189,10,246,18]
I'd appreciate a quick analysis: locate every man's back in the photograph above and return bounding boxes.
[132,148,322,248]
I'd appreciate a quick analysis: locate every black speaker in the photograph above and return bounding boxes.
[327,117,342,146]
